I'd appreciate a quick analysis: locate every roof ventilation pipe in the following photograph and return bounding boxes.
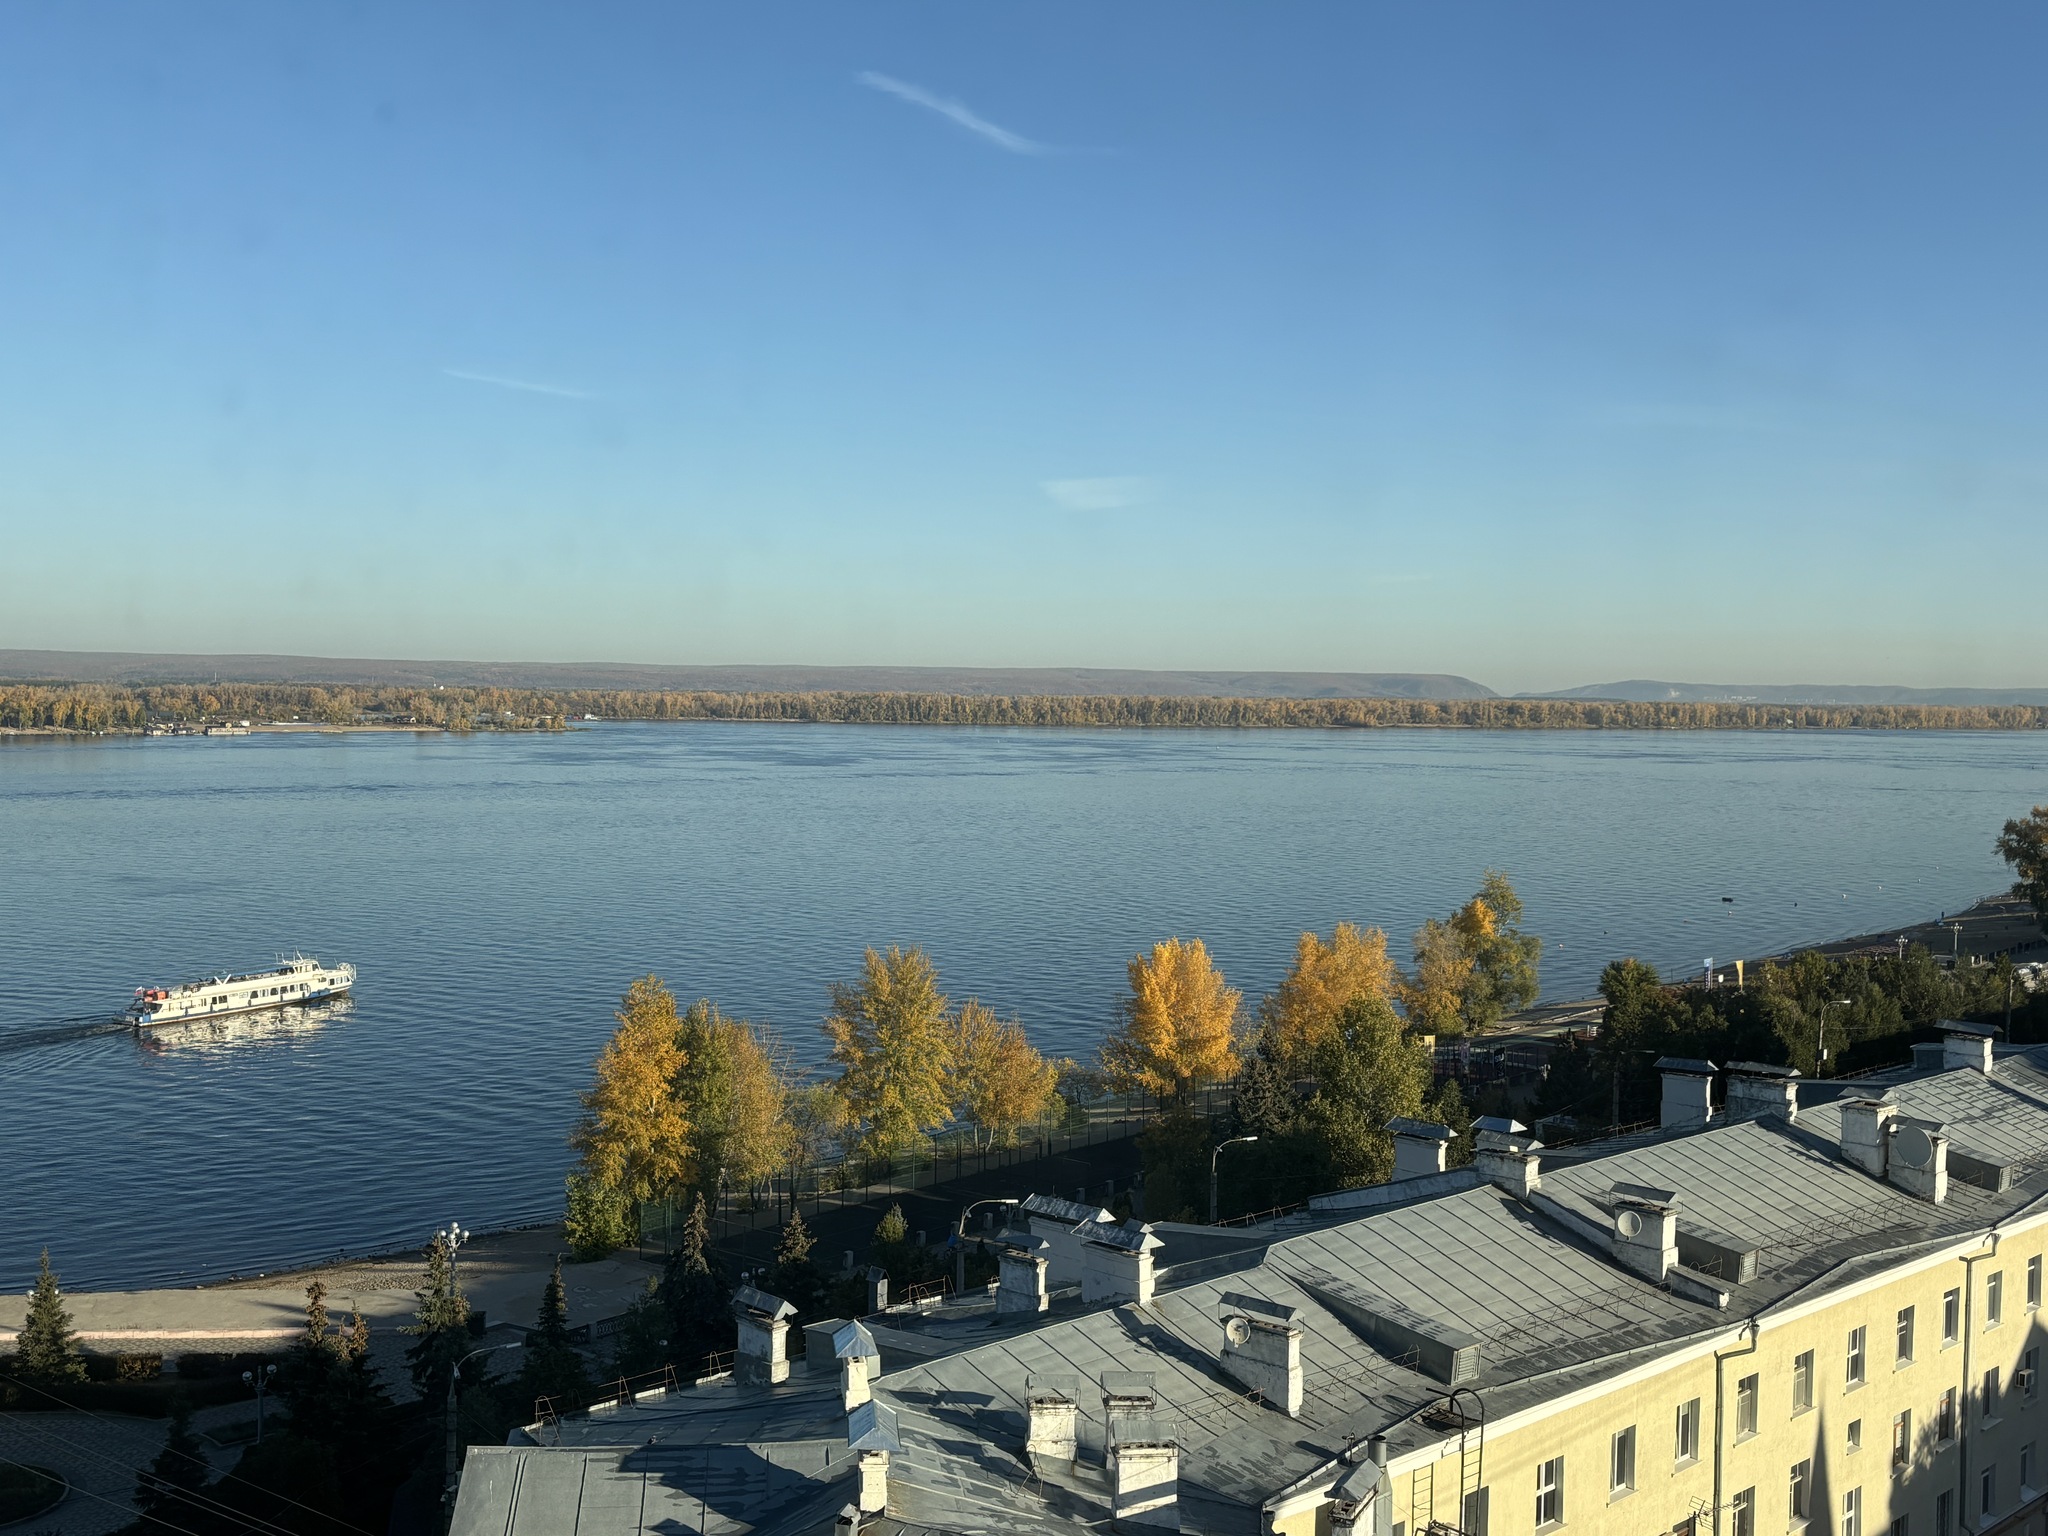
[1108,1413,1181,1531]
[1387,1118,1456,1181]
[1472,1117,1541,1198]
[847,1401,899,1517]
[1077,1219,1163,1308]
[1329,1459,1393,1536]
[1656,1059,1716,1129]
[1723,1062,1800,1121]
[832,1319,882,1412]
[997,1239,1054,1315]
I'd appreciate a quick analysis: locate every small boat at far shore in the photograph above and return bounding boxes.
[129,955,356,1031]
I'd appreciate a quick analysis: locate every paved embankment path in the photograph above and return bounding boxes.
[0,1227,661,1394]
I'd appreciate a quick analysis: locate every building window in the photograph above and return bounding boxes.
[1848,1419,1863,1453]
[1843,1487,1863,1536]
[2025,1347,2041,1401]
[1989,1272,2005,1328]
[1536,1457,1564,1529]
[1939,1388,1958,1442]
[1847,1327,1868,1386]
[2022,1443,2035,1493]
[1733,1488,1755,1536]
[1677,1398,1701,1465]
[1945,1289,1962,1346]
[2029,1255,2041,1310]
[1738,1374,1760,1439]
[1936,1490,1953,1536]
[1791,1460,1814,1524]
[1794,1351,1817,1412]
[1891,1519,1907,1536]
[1981,1466,1996,1518]
[1898,1307,1916,1365]
[1611,1427,1636,1495]
[1986,1367,2003,1419]
[1893,1411,1912,1468]
[1463,1487,1490,1536]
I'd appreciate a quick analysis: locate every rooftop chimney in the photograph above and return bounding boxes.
[1108,1413,1181,1530]
[1472,1117,1541,1198]
[1077,1220,1163,1308]
[1102,1370,1157,1417]
[998,1239,1055,1315]
[832,1319,882,1412]
[847,1400,899,1517]
[1839,1097,1896,1178]
[1217,1292,1305,1416]
[1386,1118,1456,1181]
[865,1266,890,1315]
[1329,1458,1392,1536]
[1723,1061,1800,1122]
[1024,1373,1080,1467]
[1609,1183,1680,1282]
[1656,1058,1717,1129]
[731,1285,798,1387]
[1886,1118,1949,1204]
[1941,1021,1996,1075]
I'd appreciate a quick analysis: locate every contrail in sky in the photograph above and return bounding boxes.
[858,71,1045,155]
[442,368,591,400]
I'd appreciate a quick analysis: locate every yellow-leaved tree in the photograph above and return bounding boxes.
[1403,872,1542,1034]
[825,946,958,1157]
[1102,937,1242,1102]
[951,999,1061,1148]
[570,976,694,1202]
[674,1000,795,1199]
[1259,922,1399,1065]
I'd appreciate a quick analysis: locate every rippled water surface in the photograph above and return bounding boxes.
[2,724,2041,1288]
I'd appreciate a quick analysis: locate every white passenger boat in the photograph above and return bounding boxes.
[128,955,356,1030]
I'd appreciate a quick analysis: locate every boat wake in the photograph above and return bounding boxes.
[0,1015,132,1057]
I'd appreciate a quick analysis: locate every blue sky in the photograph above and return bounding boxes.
[1,3,2043,692]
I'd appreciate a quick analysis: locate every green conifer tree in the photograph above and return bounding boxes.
[518,1259,592,1414]
[403,1230,473,1402]
[657,1194,732,1373]
[134,1397,211,1530]
[17,1249,87,1387]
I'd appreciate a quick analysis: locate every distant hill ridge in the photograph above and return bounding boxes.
[1,650,2041,707]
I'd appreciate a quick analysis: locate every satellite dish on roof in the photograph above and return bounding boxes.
[1895,1125,1935,1170]
[1224,1315,1252,1347]
[1615,1209,1644,1239]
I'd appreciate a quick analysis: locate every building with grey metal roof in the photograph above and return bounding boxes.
[453,1029,2048,1536]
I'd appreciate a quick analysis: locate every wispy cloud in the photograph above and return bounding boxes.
[1041,476,1156,512]
[858,71,1044,155]
[442,368,591,400]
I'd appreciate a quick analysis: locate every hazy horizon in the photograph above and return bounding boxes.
[4,4,2045,693]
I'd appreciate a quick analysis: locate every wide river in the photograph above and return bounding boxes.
[2,724,2041,1289]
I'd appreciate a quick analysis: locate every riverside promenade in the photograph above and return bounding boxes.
[0,1227,661,1389]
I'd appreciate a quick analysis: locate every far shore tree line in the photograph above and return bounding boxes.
[8,679,2048,734]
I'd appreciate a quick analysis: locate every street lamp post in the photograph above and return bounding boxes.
[444,1342,519,1511]
[1817,999,1851,1076]
[1210,1136,1259,1225]
[441,1221,470,1285]
[953,1198,1020,1296]
[240,1363,276,1443]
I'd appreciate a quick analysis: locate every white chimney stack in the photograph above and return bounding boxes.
[847,1400,899,1517]
[1839,1097,1896,1178]
[1386,1118,1455,1180]
[1609,1183,1680,1282]
[1108,1413,1181,1530]
[731,1285,798,1387]
[1077,1220,1163,1308]
[1472,1116,1541,1198]
[1217,1292,1305,1416]
[1886,1119,1950,1204]
[1724,1061,1800,1121]
[1024,1372,1080,1467]
[831,1319,882,1412]
[1941,1022,1996,1075]
[998,1239,1054,1315]
[1655,1058,1716,1129]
